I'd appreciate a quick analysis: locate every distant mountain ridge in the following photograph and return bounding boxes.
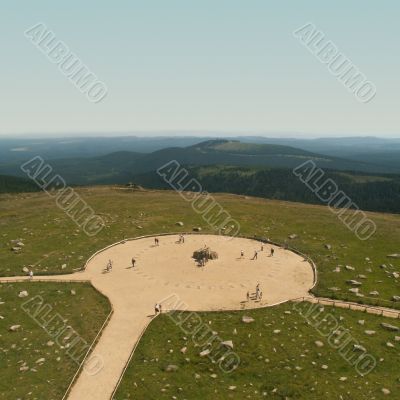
[0,139,397,185]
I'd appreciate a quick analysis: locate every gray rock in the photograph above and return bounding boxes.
[353,344,366,352]
[165,364,179,372]
[325,244,332,250]
[18,290,28,298]
[288,234,298,239]
[199,349,211,357]
[392,296,400,302]
[369,291,379,296]
[365,330,376,335]
[221,340,234,349]
[387,254,400,259]
[176,221,184,226]
[193,227,202,232]
[381,323,399,332]
[347,280,362,286]
[242,316,254,324]
[9,325,21,332]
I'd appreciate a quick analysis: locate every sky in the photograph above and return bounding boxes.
[0,0,399,138]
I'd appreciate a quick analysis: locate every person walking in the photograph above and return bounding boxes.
[255,283,260,299]
[246,291,250,302]
[131,258,136,268]
[252,251,258,260]
[154,303,160,315]
[270,248,275,257]
[240,250,244,258]
[29,270,33,280]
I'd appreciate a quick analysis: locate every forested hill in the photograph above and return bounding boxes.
[0,174,40,193]
[131,165,400,214]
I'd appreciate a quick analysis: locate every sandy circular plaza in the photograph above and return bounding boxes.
[1,234,315,400]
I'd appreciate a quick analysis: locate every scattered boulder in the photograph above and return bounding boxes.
[9,325,21,332]
[381,323,399,332]
[22,267,29,273]
[18,290,28,298]
[288,234,298,240]
[365,330,376,336]
[345,265,355,271]
[353,344,366,352]
[387,254,400,259]
[315,341,324,348]
[347,280,362,286]
[199,349,211,357]
[193,227,202,232]
[221,340,234,349]
[392,296,400,302]
[165,364,179,372]
[241,316,254,324]
[369,291,379,296]
[324,244,332,250]
[176,222,184,226]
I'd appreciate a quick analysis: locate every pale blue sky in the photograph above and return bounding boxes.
[1,1,399,137]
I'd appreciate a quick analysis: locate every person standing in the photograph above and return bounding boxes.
[29,270,33,280]
[270,248,275,257]
[131,258,136,268]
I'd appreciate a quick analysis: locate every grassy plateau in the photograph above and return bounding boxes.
[1,186,399,399]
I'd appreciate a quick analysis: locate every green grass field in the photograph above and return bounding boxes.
[1,187,399,307]
[1,187,399,399]
[0,282,111,399]
[115,302,400,399]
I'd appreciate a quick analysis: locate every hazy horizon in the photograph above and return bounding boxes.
[1,131,400,140]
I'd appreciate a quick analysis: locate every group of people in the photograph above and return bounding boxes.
[241,244,275,260]
[246,283,263,302]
